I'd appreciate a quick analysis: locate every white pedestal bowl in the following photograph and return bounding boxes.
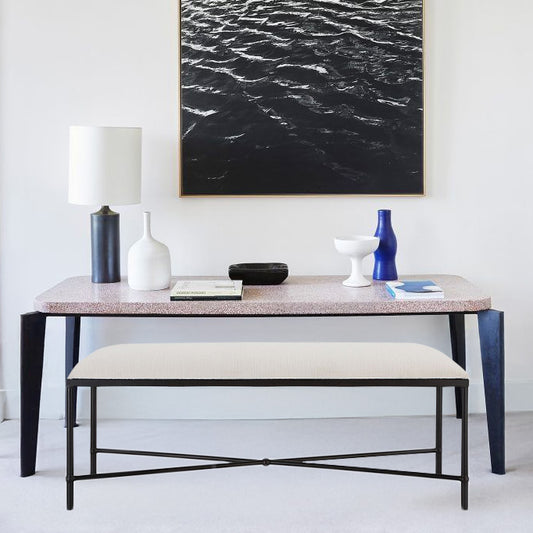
[334,235,380,287]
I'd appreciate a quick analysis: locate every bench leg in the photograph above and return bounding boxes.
[66,386,75,510]
[435,387,442,475]
[461,386,469,510]
[91,387,97,475]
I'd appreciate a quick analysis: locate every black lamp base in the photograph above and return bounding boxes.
[91,206,120,283]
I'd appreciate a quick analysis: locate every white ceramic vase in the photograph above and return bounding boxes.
[334,235,380,288]
[128,211,171,290]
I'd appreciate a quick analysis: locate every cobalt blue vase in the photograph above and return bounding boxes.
[373,209,398,281]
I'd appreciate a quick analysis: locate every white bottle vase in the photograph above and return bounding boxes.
[128,211,171,290]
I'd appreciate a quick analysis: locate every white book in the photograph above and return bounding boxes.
[170,279,243,300]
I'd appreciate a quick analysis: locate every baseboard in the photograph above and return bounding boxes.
[5,380,533,420]
[0,391,5,422]
[505,380,533,412]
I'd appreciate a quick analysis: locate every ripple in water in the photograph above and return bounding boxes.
[180,0,423,195]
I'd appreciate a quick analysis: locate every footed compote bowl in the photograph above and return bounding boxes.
[334,235,380,287]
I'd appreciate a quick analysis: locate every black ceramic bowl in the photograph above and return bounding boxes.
[228,263,289,285]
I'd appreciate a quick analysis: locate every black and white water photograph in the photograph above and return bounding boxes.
[180,0,424,196]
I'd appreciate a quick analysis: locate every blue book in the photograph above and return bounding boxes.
[386,280,444,299]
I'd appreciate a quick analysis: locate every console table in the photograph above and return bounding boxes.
[21,275,504,477]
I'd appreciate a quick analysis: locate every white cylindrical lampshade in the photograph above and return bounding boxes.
[69,126,142,206]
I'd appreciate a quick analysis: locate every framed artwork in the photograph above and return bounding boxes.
[179,0,424,196]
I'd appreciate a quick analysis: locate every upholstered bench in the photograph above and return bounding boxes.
[66,342,469,510]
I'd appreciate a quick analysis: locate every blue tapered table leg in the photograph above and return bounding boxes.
[20,312,47,477]
[478,309,505,474]
[449,313,466,419]
[65,316,80,428]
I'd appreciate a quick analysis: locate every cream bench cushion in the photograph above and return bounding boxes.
[68,342,468,381]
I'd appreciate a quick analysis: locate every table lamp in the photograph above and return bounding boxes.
[69,126,142,283]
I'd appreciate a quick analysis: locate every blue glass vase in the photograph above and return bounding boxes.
[373,209,398,281]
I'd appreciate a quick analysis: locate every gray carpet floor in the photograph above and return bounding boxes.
[1,413,532,532]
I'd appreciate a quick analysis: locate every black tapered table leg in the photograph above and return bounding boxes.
[478,309,505,474]
[20,312,47,477]
[449,313,466,418]
[65,316,80,428]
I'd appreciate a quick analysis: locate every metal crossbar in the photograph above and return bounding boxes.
[66,383,469,511]
[71,446,463,483]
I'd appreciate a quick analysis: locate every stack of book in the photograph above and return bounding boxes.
[170,279,243,301]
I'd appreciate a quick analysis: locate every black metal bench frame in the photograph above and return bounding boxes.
[66,377,469,511]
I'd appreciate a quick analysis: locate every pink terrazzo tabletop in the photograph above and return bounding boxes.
[33,275,491,316]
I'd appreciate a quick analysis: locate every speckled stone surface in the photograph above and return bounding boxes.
[33,275,491,316]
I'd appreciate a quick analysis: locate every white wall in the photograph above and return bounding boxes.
[1,0,532,420]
